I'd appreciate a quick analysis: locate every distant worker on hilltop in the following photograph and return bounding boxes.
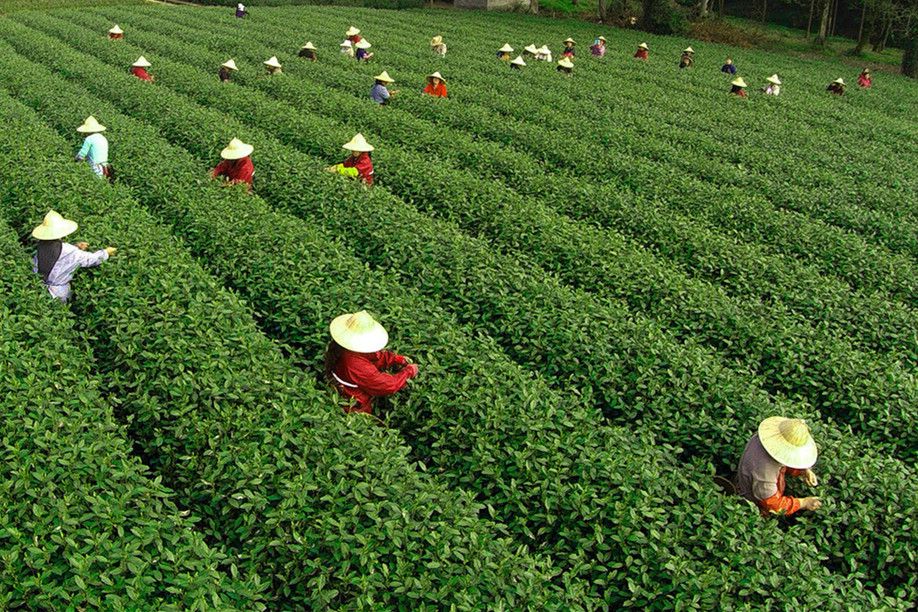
[679,47,694,69]
[212,138,255,192]
[590,36,606,57]
[827,77,846,95]
[325,310,418,415]
[299,42,317,62]
[857,68,872,88]
[326,134,375,186]
[423,71,448,98]
[561,38,576,59]
[130,56,154,82]
[762,74,781,96]
[634,42,649,61]
[735,417,821,516]
[721,58,737,74]
[431,35,447,56]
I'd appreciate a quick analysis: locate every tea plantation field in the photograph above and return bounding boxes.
[0,2,915,609]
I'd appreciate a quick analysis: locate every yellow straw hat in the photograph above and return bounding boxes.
[564,37,576,45]
[221,59,238,71]
[132,56,151,67]
[76,115,106,133]
[355,40,372,50]
[638,42,649,50]
[597,36,606,42]
[511,55,526,66]
[557,58,574,69]
[538,45,551,54]
[766,74,781,85]
[32,210,78,241]
[498,43,514,53]
[340,41,352,48]
[346,26,360,37]
[263,56,282,69]
[861,68,870,73]
[431,35,443,46]
[427,71,446,82]
[109,25,123,35]
[330,310,388,352]
[220,137,254,160]
[834,77,845,85]
[524,44,538,54]
[301,42,316,50]
[758,417,818,469]
[374,70,395,83]
[343,133,374,152]
[683,46,694,53]
[731,77,747,88]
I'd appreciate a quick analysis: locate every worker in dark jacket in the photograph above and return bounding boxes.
[679,47,694,68]
[299,42,317,61]
[561,38,576,59]
[370,71,397,105]
[219,59,237,82]
[721,58,737,74]
[735,417,821,517]
[827,77,846,95]
[730,77,748,98]
[325,310,418,414]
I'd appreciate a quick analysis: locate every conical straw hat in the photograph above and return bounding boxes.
[834,77,845,85]
[221,59,238,71]
[355,40,372,50]
[758,417,817,469]
[220,137,254,160]
[638,42,648,50]
[564,37,576,44]
[538,45,551,54]
[301,41,316,50]
[557,58,574,69]
[427,71,446,82]
[511,55,526,66]
[342,133,374,152]
[766,74,781,85]
[861,68,870,73]
[32,210,78,241]
[731,77,747,88]
[340,40,352,48]
[132,56,151,67]
[109,25,123,35]
[263,56,282,68]
[346,26,360,36]
[374,70,395,83]
[498,43,514,53]
[76,115,106,133]
[330,310,388,353]
[430,35,443,46]
[524,44,538,54]
[683,46,694,53]
[597,36,606,42]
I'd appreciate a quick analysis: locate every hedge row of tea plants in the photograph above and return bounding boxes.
[0,83,558,609]
[4,25,910,608]
[7,13,915,602]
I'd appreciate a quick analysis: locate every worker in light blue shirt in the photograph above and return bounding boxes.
[74,116,109,179]
[370,71,397,105]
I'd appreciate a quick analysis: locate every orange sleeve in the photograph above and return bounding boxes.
[759,491,801,516]
[786,468,806,478]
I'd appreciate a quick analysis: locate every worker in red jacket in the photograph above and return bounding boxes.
[423,71,448,98]
[325,310,418,414]
[212,137,254,191]
[634,42,649,60]
[857,68,872,88]
[326,133,375,186]
[735,417,821,517]
[346,26,362,44]
[130,56,154,81]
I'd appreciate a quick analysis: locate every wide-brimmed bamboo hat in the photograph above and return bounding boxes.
[221,137,254,160]
[76,115,106,134]
[511,55,526,67]
[330,310,388,353]
[431,35,443,46]
[109,25,123,35]
[597,36,607,42]
[564,37,576,45]
[343,133,374,152]
[766,74,781,85]
[498,43,514,53]
[374,70,394,83]
[683,46,694,53]
[524,44,538,54]
[861,68,870,74]
[346,26,360,36]
[758,417,818,469]
[221,59,238,71]
[263,56,282,69]
[427,71,446,82]
[834,77,846,85]
[557,58,574,69]
[301,42,316,50]
[340,40,353,48]
[32,210,78,241]
[132,56,151,67]
[638,42,649,50]
[355,40,372,50]
[538,45,551,54]
[731,77,747,88]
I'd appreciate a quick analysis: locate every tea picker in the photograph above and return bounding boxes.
[590,36,607,57]
[722,417,821,517]
[325,311,418,415]
[326,134,375,186]
[130,56,154,82]
[263,56,283,75]
[423,72,448,98]
[561,38,576,59]
[857,68,871,88]
[346,26,362,45]
[633,42,649,61]
[762,74,781,96]
[299,42,317,62]
[371,71,397,105]
[355,40,374,63]
[108,24,123,41]
[497,43,514,61]
[430,35,447,57]
[730,77,749,98]
[235,2,247,18]
[212,138,255,191]
[74,116,111,181]
[557,58,574,75]
[32,211,116,303]
[219,58,238,83]
[679,47,694,69]
[827,78,846,95]
[721,58,737,74]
